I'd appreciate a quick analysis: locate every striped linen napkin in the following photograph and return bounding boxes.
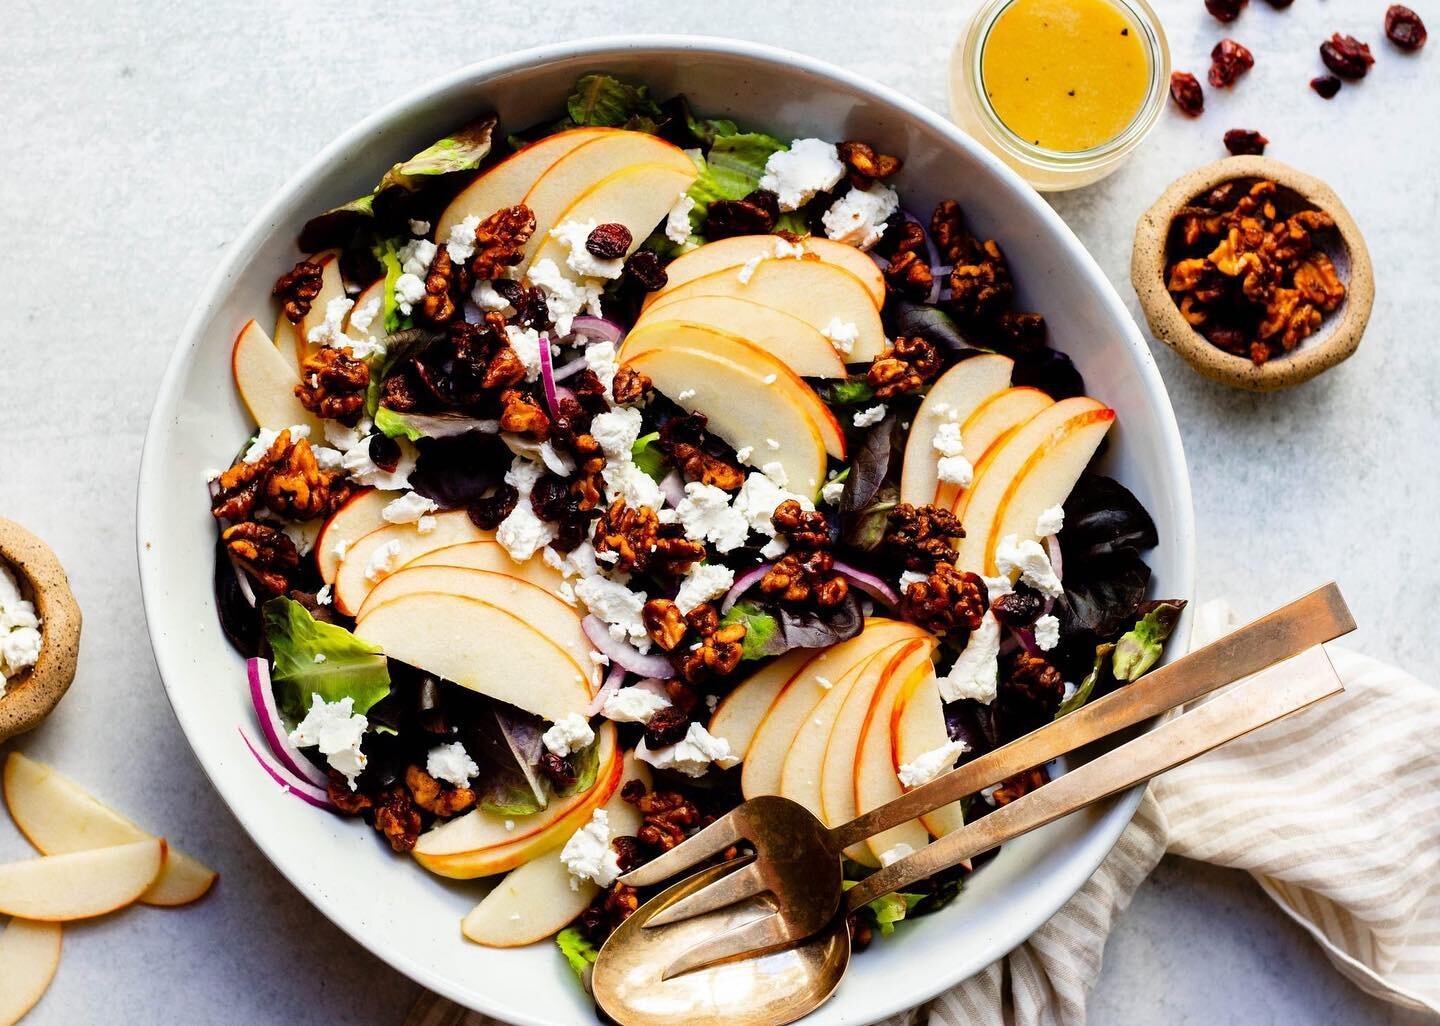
[408,599,1440,1026]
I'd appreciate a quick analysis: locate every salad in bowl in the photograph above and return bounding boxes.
[206,70,1183,993]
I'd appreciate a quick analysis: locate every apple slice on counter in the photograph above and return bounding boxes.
[3,754,217,907]
[707,649,814,760]
[527,163,698,274]
[231,319,325,437]
[316,489,403,585]
[899,354,1014,506]
[355,592,593,723]
[646,234,887,310]
[407,540,566,595]
[642,258,887,363]
[624,310,846,379]
[891,670,967,838]
[292,249,344,370]
[436,128,611,240]
[0,839,164,922]
[331,509,491,615]
[462,752,650,947]
[0,917,61,1026]
[953,397,1113,575]
[934,386,1055,512]
[853,647,939,864]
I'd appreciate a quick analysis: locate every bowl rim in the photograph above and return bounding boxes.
[137,34,1195,1024]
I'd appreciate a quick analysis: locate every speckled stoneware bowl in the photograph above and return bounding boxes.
[1132,155,1374,392]
[0,518,81,743]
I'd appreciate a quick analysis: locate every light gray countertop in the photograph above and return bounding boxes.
[1,1,1436,1023]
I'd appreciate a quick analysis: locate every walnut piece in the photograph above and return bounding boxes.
[882,503,965,571]
[642,597,688,652]
[837,141,902,190]
[273,259,323,324]
[468,205,536,281]
[867,336,942,400]
[498,388,551,439]
[405,765,477,818]
[296,347,369,426]
[901,564,988,635]
[373,784,422,853]
[222,521,299,595]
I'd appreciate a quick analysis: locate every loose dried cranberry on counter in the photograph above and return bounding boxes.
[1223,129,1269,155]
[1205,0,1247,23]
[1310,74,1342,99]
[1169,71,1206,116]
[1209,38,1256,87]
[1386,5,1428,51]
[1320,34,1376,79]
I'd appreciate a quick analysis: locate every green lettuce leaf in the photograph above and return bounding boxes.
[1112,601,1187,682]
[684,133,787,231]
[375,238,405,335]
[262,598,390,720]
[842,881,924,937]
[470,706,548,817]
[631,431,667,481]
[721,600,781,661]
[682,102,738,147]
[556,927,599,981]
[557,734,602,799]
[374,406,423,441]
[567,74,662,129]
[1056,642,1115,719]
[377,115,497,192]
[820,377,876,407]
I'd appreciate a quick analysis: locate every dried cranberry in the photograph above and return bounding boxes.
[991,585,1044,630]
[467,483,518,530]
[1386,5,1428,51]
[368,433,401,472]
[539,752,577,791]
[586,222,632,260]
[643,707,691,748]
[623,250,668,292]
[1169,71,1205,116]
[1310,74,1342,99]
[1208,39,1255,88]
[1223,128,1269,155]
[1320,34,1375,79]
[1205,0,1247,23]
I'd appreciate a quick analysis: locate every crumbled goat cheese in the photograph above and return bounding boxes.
[759,537,789,559]
[601,684,671,725]
[472,280,513,313]
[760,462,789,487]
[529,258,603,336]
[589,407,643,459]
[417,515,437,534]
[282,523,315,557]
[820,478,847,506]
[0,564,42,687]
[933,420,973,487]
[674,482,751,552]
[822,317,859,356]
[584,341,619,398]
[394,273,427,316]
[445,214,482,263]
[289,694,368,789]
[1033,614,1061,651]
[734,446,754,463]
[243,424,310,464]
[758,138,845,211]
[677,388,697,401]
[899,570,929,589]
[879,843,915,868]
[311,445,344,473]
[348,297,381,335]
[313,653,327,663]
[772,237,807,260]
[408,218,431,236]
[503,324,544,381]
[364,539,403,582]
[550,218,626,279]
[575,575,650,650]
[324,417,371,452]
[399,238,438,277]
[897,739,970,788]
[542,713,596,758]
[737,253,765,285]
[315,584,333,606]
[636,722,740,778]
[544,541,599,581]
[937,612,1001,704]
[382,491,439,526]
[340,435,415,490]
[496,459,557,562]
[980,783,1001,806]
[1035,505,1065,537]
[763,373,779,385]
[665,193,696,245]
[733,472,813,536]
[602,458,664,511]
[426,741,479,788]
[765,437,782,450]
[995,534,1063,599]
[305,296,356,349]
[815,676,834,690]
[822,183,900,250]
[560,808,620,890]
[675,563,736,615]
[982,574,1014,602]
[853,405,887,428]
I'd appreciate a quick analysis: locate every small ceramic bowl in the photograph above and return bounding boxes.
[0,519,82,742]
[1132,155,1374,392]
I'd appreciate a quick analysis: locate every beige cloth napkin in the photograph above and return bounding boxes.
[408,600,1440,1025]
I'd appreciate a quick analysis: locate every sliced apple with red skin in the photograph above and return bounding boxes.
[646,234,886,310]
[461,752,650,947]
[436,128,611,240]
[527,163,698,274]
[625,309,846,380]
[407,540,566,596]
[621,345,834,500]
[355,592,592,722]
[3,753,217,908]
[899,354,1014,506]
[642,259,887,364]
[332,509,490,615]
[414,724,621,880]
[890,669,967,838]
[0,839,164,921]
[293,249,344,369]
[316,489,404,586]
[854,650,938,864]
[707,649,813,760]
[953,397,1113,575]
[355,565,594,676]
[0,917,61,1026]
[934,386,1054,512]
[231,319,325,436]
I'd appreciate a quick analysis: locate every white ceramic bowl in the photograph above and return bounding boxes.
[138,36,1195,1026]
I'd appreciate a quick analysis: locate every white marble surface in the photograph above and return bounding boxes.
[1,0,1436,1023]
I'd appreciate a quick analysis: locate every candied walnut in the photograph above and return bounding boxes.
[1223,129,1268,156]
[760,550,849,609]
[595,500,659,574]
[1005,652,1065,719]
[1204,0,1246,22]
[1310,75,1342,99]
[635,790,702,853]
[643,707,692,749]
[468,204,536,280]
[373,785,422,853]
[837,140,903,190]
[326,770,373,814]
[884,249,935,301]
[296,347,370,426]
[586,222,632,260]
[991,584,1044,630]
[223,521,298,595]
[273,258,323,324]
[578,882,641,944]
[948,239,1013,320]
[1320,33,1375,79]
[901,564,987,635]
[623,249,669,292]
[498,388,551,439]
[994,311,1047,354]
[881,503,965,572]
[210,459,266,522]
[419,247,459,325]
[1293,253,1345,312]
[677,620,746,684]
[658,413,747,491]
[867,336,942,400]
[704,194,776,239]
[685,603,720,637]
[930,200,984,266]
[611,365,652,406]
[1257,288,1322,351]
[991,767,1049,806]
[1386,5,1427,50]
[772,499,831,550]
[1169,71,1205,116]
[643,598,688,652]
[468,483,518,530]
[1208,39,1255,88]
[404,765,476,818]
[263,431,343,520]
[569,454,606,515]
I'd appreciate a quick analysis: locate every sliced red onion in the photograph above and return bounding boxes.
[566,316,626,346]
[1014,627,1042,657]
[553,358,587,382]
[999,633,1021,657]
[903,210,941,270]
[659,470,686,508]
[462,301,484,324]
[538,332,561,416]
[869,252,891,271]
[721,562,774,613]
[832,560,901,609]
[582,615,675,678]
[247,659,329,788]
[586,663,627,716]
[1042,534,1064,615]
[238,727,334,811]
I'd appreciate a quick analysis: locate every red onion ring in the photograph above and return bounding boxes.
[831,560,901,608]
[247,659,329,788]
[552,358,587,382]
[567,316,626,346]
[586,663,627,715]
[1014,627,1042,657]
[538,333,560,416]
[1042,534,1064,615]
[659,470,686,508]
[721,562,775,613]
[582,615,675,678]
[238,727,334,811]
[209,478,257,607]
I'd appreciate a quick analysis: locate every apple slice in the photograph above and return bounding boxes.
[332,509,490,615]
[344,278,385,335]
[231,319,325,436]
[891,670,967,838]
[708,649,814,760]
[953,397,1113,575]
[435,128,611,240]
[646,234,887,309]
[316,489,403,586]
[0,918,61,1026]
[356,565,593,676]
[935,386,1054,512]
[643,259,887,363]
[520,132,697,265]
[3,754,217,908]
[527,163,698,273]
[854,649,938,863]
[624,311,846,379]
[293,249,344,369]
[354,592,592,722]
[0,839,164,921]
[899,354,1013,506]
[407,540,566,596]
[461,753,650,947]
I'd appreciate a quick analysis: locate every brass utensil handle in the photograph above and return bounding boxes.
[829,583,1352,853]
[845,645,1343,910]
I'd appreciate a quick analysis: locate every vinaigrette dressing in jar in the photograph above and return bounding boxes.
[950,0,1170,191]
